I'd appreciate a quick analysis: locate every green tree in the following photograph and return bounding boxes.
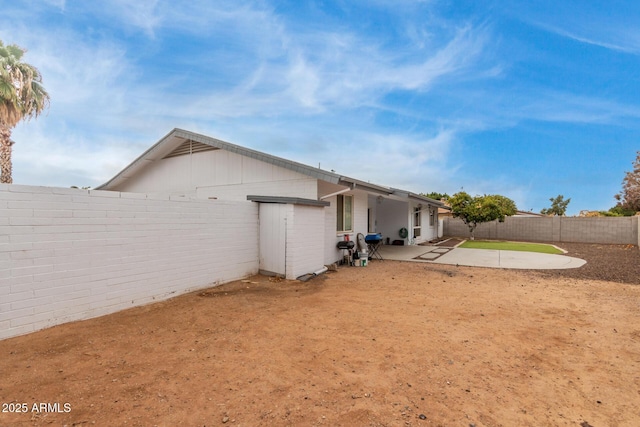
[614,151,640,213]
[422,192,450,201]
[540,195,571,216]
[0,40,49,184]
[449,192,517,239]
[607,205,636,217]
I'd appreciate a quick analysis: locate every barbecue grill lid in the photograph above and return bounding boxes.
[337,241,355,249]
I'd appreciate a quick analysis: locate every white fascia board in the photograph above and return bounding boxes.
[95,130,183,190]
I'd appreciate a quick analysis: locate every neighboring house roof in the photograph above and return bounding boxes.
[514,210,545,217]
[96,128,444,207]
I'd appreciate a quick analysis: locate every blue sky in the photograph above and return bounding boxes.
[2,0,639,215]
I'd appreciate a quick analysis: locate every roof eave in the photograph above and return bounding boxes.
[393,189,445,206]
[247,195,330,207]
[95,128,181,190]
[96,128,344,190]
[337,177,392,196]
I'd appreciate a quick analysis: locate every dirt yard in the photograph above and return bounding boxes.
[1,246,640,426]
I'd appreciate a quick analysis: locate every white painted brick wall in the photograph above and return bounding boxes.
[286,205,325,279]
[0,184,259,340]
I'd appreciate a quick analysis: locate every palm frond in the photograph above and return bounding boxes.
[0,40,50,127]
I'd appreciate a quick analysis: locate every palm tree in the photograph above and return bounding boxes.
[0,40,49,184]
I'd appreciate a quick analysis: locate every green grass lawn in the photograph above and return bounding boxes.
[458,240,564,254]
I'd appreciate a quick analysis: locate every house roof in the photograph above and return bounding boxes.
[514,210,545,217]
[96,128,443,207]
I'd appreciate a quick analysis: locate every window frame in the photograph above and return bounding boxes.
[336,194,354,233]
[413,206,422,238]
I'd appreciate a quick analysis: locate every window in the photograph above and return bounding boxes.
[413,207,421,238]
[429,207,435,226]
[337,195,353,232]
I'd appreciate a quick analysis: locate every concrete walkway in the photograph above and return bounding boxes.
[377,245,586,270]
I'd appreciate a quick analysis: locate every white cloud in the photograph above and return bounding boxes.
[312,128,459,193]
[89,0,164,37]
[536,23,640,55]
[298,23,491,108]
[2,21,134,132]
[285,53,322,109]
[517,3,640,56]
[379,24,489,90]
[160,21,494,119]
[11,121,146,187]
[42,0,66,9]
[1,1,495,191]
[513,90,640,125]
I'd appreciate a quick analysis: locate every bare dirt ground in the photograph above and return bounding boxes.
[1,244,639,426]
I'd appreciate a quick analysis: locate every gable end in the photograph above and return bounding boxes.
[163,140,218,159]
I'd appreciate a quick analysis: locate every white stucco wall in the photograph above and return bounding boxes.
[377,198,409,244]
[367,195,379,233]
[196,179,318,202]
[323,189,369,264]
[411,203,439,244]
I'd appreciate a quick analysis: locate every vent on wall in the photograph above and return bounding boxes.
[163,140,218,158]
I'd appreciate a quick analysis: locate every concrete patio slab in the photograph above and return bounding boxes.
[377,245,586,270]
[415,252,441,260]
[378,245,437,261]
[432,248,451,254]
[434,248,586,269]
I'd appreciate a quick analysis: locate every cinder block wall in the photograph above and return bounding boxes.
[0,184,259,340]
[559,216,637,243]
[443,216,639,245]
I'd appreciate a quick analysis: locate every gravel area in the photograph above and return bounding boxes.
[436,238,640,285]
[535,242,640,285]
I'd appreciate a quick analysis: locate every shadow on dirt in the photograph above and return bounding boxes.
[198,274,328,299]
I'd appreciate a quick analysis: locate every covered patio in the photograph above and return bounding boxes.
[366,190,442,245]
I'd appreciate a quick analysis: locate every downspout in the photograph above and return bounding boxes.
[313,266,328,276]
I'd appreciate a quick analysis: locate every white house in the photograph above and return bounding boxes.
[97,129,444,278]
